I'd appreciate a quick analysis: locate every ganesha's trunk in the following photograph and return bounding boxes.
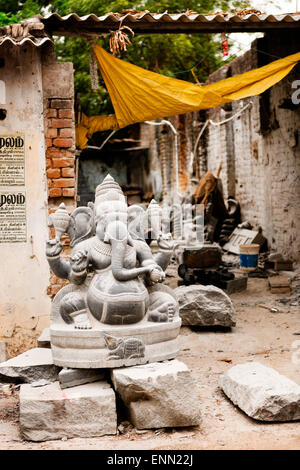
[107,221,150,281]
[110,238,150,281]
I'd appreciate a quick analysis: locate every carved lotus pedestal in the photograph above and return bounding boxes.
[50,283,182,369]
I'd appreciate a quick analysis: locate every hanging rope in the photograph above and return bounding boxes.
[192,100,253,169]
[87,129,117,152]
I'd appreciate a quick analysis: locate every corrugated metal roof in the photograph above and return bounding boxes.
[40,11,300,36]
[0,36,53,47]
[1,11,299,46]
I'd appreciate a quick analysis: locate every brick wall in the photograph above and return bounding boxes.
[140,111,204,203]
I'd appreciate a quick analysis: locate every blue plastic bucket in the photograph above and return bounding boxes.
[239,244,260,272]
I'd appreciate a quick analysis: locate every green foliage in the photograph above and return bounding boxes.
[0,0,43,25]
[0,11,19,25]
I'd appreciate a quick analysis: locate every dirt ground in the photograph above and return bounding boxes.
[0,274,299,451]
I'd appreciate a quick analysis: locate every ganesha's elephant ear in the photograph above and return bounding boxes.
[128,204,148,241]
[68,205,95,247]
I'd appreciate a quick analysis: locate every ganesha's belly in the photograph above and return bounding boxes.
[87,270,149,325]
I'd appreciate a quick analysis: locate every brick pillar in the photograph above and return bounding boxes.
[45,98,76,201]
[42,47,76,297]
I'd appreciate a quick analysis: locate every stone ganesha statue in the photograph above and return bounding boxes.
[46,175,179,332]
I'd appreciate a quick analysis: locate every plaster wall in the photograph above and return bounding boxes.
[0,43,51,356]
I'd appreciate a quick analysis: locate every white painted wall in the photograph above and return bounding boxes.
[0,44,51,355]
[0,80,5,104]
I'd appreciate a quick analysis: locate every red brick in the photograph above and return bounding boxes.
[53,138,73,148]
[46,148,74,159]
[52,157,75,168]
[61,167,75,178]
[45,138,52,148]
[47,108,57,118]
[59,128,73,138]
[53,178,75,188]
[58,109,73,119]
[50,99,72,109]
[49,188,62,197]
[46,158,51,169]
[62,188,75,197]
[46,128,58,138]
[47,168,61,179]
[50,119,73,129]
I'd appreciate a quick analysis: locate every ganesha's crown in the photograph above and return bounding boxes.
[94,174,127,216]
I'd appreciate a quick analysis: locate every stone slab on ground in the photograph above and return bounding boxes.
[0,348,60,383]
[37,328,51,348]
[58,368,105,389]
[0,342,6,363]
[111,359,201,430]
[174,284,236,327]
[219,362,300,422]
[20,380,117,441]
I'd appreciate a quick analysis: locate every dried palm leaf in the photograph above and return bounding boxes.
[109,26,134,57]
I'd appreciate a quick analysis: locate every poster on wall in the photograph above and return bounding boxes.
[0,133,25,186]
[0,190,27,243]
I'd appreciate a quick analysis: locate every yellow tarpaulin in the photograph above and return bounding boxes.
[76,45,300,149]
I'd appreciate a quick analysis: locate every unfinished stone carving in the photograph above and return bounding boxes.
[219,362,300,421]
[174,284,236,327]
[46,174,181,368]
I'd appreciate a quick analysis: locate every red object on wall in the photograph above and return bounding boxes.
[222,39,229,57]
[221,32,229,57]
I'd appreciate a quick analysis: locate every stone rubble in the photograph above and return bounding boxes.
[111,359,201,430]
[0,348,60,384]
[58,367,105,389]
[19,380,117,441]
[219,362,300,421]
[174,284,236,327]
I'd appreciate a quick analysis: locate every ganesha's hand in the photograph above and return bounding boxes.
[70,250,89,273]
[157,232,175,252]
[149,265,166,283]
[46,239,63,258]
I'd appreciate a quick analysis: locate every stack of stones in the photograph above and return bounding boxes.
[0,334,201,442]
[1,340,300,441]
